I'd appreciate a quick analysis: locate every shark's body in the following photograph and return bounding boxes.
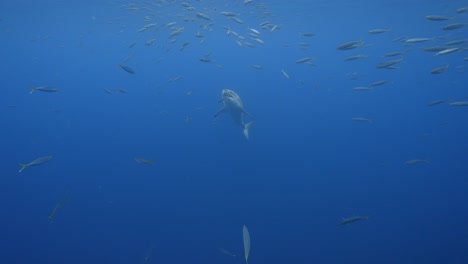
[215,89,253,139]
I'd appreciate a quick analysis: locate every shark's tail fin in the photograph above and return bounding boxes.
[18,163,28,173]
[243,122,253,139]
[29,85,36,94]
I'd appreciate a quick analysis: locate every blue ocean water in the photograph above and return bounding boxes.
[1,0,467,263]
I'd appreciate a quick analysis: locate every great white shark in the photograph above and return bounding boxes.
[214,89,253,139]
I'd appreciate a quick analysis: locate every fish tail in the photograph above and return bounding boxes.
[29,85,36,94]
[18,163,27,173]
[243,122,253,140]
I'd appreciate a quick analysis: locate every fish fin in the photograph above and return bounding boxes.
[242,108,253,119]
[243,122,253,139]
[18,163,27,173]
[214,106,228,118]
[29,85,36,94]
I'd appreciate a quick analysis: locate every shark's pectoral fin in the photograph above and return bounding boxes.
[243,122,253,139]
[214,106,228,118]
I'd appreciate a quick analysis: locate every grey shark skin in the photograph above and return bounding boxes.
[214,89,253,139]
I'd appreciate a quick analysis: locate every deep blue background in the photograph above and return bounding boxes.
[1,0,467,263]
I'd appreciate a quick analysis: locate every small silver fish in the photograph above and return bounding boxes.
[427,99,450,106]
[425,15,454,21]
[340,216,369,225]
[405,38,433,43]
[450,101,468,106]
[430,64,449,74]
[231,17,244,24]
[220,11,239,17]
[435,47,459,56]
[29,85,59,94]
[102,87,113,95]
[336,40,363,50]
[353,86,373,91]
[295,56,313,63]
[196,12,212,20]
[376,58,403,69]
[405,159,429,165]
[383,50,408,57]
[19,155,53,172]
[344,54,367,61]
[118,64,135,74]
[368,28,391,34]
[352,117,373,122]
[457,7,468,13]
[443,23,466,30]
[421,45,452,52]
[370,80,391,87]
[281,69,290,79]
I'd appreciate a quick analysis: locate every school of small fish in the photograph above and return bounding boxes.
[5,1,468,263]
